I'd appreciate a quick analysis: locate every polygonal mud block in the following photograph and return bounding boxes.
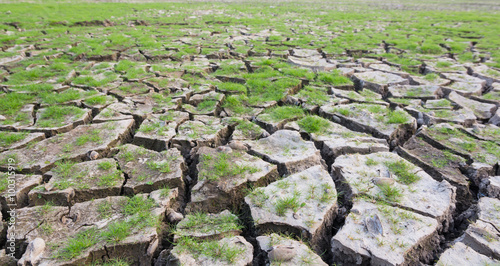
[387,85,443,100]
[245,165,338,254]
[436,242,500,266]
[114,144,186,196]
[398,136,471,211]
[23,106,92,136]
[12,189,177,265]
[0,132,45,152]
[462,197,500,260]
[319,103,416,147]
[296,116,388,166]
[351,71,409,96]
[133,111,189,151]
[28,159,124,206]
[172,116,230,152]
[187,146,278,213]
[469,64,500,86]
[404,105,476,127]
[448,91,497,119]
[0,172,42,208]
[331,199,439,266]
[245,130,322,176]
[169,209,253,266]
[333,152,456,231]
[0,119,135,173]
[418,123,500,166]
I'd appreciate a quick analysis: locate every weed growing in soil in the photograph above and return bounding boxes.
[97,161,114,170]
[217,82,246,93]
[264,106,305,121]
[365,158,378,166]
[235,120,262,138]
[75,129,101,146]
[37,106,86,128]
[0,131,28,146]
[297,116,331,134]
[159,185,171,197]
[146,160,171,173]
[275,190,304,216]
[247,187,269,207]
[317,71,353,86]
[385,160,420,185]
[386,110,409,124]
[177,212,242,234]
[176,237,245,263]
[101,221,131,244]
[57,228,100,260]
[198,152,259,181]
[377,183,402,202]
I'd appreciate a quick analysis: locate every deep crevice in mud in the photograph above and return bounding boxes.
[180,146,196,213]
[394,132,486,263]
[239,201,264,266]
[114,157,129,196]
[328,161,355,265]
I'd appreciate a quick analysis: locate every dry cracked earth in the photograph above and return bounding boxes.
[0,3,500,266]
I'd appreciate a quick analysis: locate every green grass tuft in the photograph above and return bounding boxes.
[297,116,331,134]
[385,160,420,185]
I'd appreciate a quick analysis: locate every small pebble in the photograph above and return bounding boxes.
[87,151,99,160]
[268,245,296,262]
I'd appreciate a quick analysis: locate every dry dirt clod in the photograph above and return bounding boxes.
[228,140,248,151]
[373,177,395,186]
[268,245,297,262]
[87,150,99,160]
[18,238,45,266]
[167,209,184,223]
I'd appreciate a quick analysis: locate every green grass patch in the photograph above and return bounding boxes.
[146,160,171,173]
[0,93,34,116]
[84,95,108,106]
[275,193,303,216]
[264,106,305,121]
[295,86,329,105]
[197,100,217,112]
[198,152,259,181]
[101,221,131,244]
[0,131,28,147]
[235,120,262,138]
[386,110,409,124]
[177,212,242,234]
[385,160,420,185]
[222,95,253,115]
[75,129,102,146]
[97,161,114,170]
[176,237,245,263]
[297,116,331,134]
[217,82,246,93]
[56,228,100,260]
[317,71,353,86]
[423,73,439,81]
[377,183,402,202]
[37,106,86,128]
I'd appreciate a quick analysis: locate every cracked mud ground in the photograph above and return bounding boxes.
[0,0,500,265]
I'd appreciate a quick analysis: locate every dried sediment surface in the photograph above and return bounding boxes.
[245,165,338,254]
[333,152,456,231]
[1,1,500,265]
[331,199,440,265]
